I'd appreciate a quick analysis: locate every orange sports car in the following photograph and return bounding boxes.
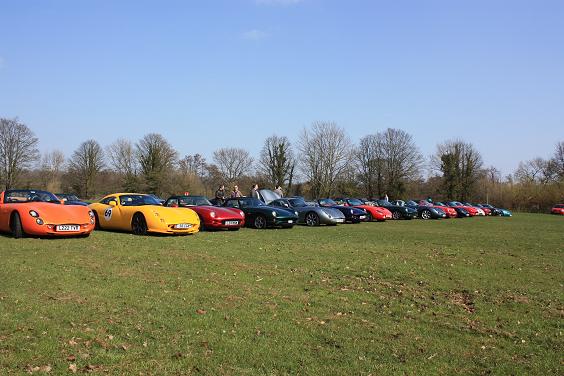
[0,189,95,238]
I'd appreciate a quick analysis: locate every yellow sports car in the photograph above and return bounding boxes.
[89,193,200,235]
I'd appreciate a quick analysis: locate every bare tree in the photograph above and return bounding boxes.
[0,118,40,189]
[356,134,385,199]
[39,150,65,192]
[212,147,254,183]
[513,158,553,184]
[136,133,178,195]
[551,141,564,180]
[433,139,483,201]
[179,153,207,178]
[379,128,423,198]
[68,140,105,197]
[107,138,139,191]
[298,121,353,198]
[258,135,296,190]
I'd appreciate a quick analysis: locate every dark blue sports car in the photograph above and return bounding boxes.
[316,198,368,223]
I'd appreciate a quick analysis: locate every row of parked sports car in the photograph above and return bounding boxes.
[0,189,524,239]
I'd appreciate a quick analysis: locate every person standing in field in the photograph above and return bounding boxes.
[215,185,226,205]
[231,185,242,198]
[250,184,259,199]
[274,185,283,197]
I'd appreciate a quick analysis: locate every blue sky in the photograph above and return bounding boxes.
[1,0,563,175]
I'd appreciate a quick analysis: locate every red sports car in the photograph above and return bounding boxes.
[0,189,95,238]
[551,204,564,215]
[165,195,245,230]
[445,201,480,216]
[418,200,457,218]
[335,198,392,221]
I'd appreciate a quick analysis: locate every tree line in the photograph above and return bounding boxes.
[0,117,562,212]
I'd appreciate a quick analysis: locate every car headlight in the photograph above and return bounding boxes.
[272,211,277,217]
[29,210,39,217]
[239,210,245,217]
[210,211,216,218]
[36,218,44,225]
[350,209,354,214]
[88,210,95,218]
[294,211,298,216]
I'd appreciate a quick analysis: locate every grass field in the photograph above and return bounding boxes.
[0,214,562,375]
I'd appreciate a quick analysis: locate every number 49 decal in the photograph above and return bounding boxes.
[104,208,113,221]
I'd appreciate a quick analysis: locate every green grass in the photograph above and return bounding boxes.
[1,214,562,375]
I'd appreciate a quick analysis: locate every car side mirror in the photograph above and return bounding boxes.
[109,200,117,207]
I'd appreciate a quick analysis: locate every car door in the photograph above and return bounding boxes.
[94,196,122,230]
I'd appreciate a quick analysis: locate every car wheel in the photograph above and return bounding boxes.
[421,210,432,220]
[392,211,401,220]
[254,215,267,229]
[198,215,207,231]
[132,213,148,235]
[11,212,25,239]
[366,212,373,222]
[93,211,101,230]
[305,212,320,226]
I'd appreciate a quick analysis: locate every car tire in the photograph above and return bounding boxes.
[132,213,148,235]
[305,212,320,227]
[366,212,373,222]
[11,212,25,239]
[421,209,432,220]
[198,215,207,231]
[254,215,267,229]
[93,211,101,230]
[392,211,401,220]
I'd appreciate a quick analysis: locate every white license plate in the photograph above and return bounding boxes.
[359,216,366,220]
[56,225,80,232]
[336,219,345,223]
[174,223,192,229]
[225,220,239,226]
[287,220,293,224]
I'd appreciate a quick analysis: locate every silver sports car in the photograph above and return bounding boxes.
[270,197,346,226]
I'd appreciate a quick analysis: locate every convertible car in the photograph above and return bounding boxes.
[550,204,564,215]
[445,201,481,216]
[55,193,89,206]
[372,199,417,220]
[270,197,345,226]
[89,193,200,235]
[417,200,457,218]
[0,189,95,238]
[434,201,470,218]
[334,197,392,221]
[391,200,447,220]
[477,203,512,217]
[164,195,245,230]
[463,202,491,216]
[223,197,298,229]
[317,199,368,223]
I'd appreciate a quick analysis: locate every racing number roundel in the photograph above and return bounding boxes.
[104,208,113,221]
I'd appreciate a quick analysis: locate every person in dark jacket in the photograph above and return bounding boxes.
[250,184,259,199]
[215,185,226,205]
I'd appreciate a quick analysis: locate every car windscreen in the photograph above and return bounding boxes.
[178,196,212,206]
[119,194,161,206]
[240,198,265,207]
[289,198,307,207]
[4,190,61,204]
[405,200,418,206]
[348,199,364,206]
[319,199,337,206]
